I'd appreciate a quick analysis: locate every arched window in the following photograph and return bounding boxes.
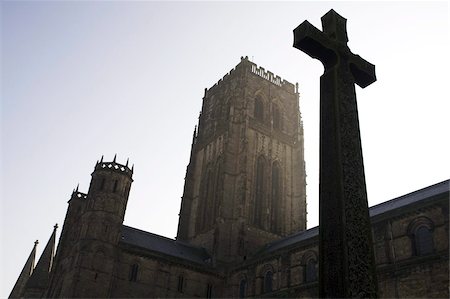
[272,104,281,130]
[305,259,317,283]
[414,226,434,256]
[196,169,213,232]
[99,178,105,190]
[214,161,223,224]
[196,194,205,232]
[206,283,213,298]
[254,97,264,121]
[239,279,247,298]
[263,270,273,293]
[271,162,281,233]
[113,180,118,193]
[254,156,265,228]
[129,264,138,282]
[204,170,215,229]
[408,217,435,257]
[301,251,318,283]
[177,275,184,293]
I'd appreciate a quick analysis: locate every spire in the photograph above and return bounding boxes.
[113,154,117,163]
[100,155,104,163]
[9,241,38,298]
[23,225,58,295]
[126,158,129,167]
[75,184,79,192]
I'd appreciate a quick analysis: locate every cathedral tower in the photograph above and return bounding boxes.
[46,157,133,298]
[177,57,306,263]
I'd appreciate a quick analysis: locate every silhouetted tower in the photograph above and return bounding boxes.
[46,156,133,298]
[177,57,306,263]
[45,186,87,297]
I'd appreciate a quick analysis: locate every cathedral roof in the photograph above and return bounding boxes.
[119,180,448,266]
[120,225,211,266]
[255,179,449,257]
[368,179,448,219]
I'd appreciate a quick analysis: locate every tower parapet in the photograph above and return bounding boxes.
[46,156,134,298]
[69,188,87,202]
[206,56,297,96]
[94,156,133,178]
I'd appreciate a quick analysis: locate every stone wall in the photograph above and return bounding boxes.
[110,247,224,298]
[227,198,448,298]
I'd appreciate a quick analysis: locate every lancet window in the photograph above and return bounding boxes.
[177,275,184,293]
[129,264,138,282]
[213,162,223,224]
[197,169,214,232]
[271,162,281,233]
[254,97,264,122]
[254,156,265,228]
[239,278,247,298]
[206,283,213,298]
[272,104,281,130]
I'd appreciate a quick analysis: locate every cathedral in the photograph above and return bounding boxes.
[10,57,449,298]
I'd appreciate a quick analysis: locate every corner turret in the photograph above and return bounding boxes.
[45,156,134,298]
[72,156,133,297]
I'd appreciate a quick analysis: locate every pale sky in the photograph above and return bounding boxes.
[1,1,449,296]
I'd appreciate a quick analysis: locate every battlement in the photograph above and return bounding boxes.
[70,191,87,200]
[206,56,297,96]
[250,64,282,87]
[249,61,296,93]
[94,156,133,178]
[206,59,241,95]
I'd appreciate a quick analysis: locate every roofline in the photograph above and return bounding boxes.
[369,179,449,211]
[248,179,449,260]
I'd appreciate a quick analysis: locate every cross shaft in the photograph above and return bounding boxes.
[293,10,378,298]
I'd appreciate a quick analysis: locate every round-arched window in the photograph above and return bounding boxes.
[415,225,434,256]
[239,278,247,298]
[264,270,273,293]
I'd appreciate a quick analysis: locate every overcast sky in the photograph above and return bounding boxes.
[1,1,449,296]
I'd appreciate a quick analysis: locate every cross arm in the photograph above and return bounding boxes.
[349,54,376,88]
[293,21,337,70]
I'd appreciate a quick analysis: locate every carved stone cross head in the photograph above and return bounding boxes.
[293,9,376,88]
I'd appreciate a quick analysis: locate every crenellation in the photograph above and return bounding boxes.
[95,160,133,178]
[71,191,87,200]
[207,62,243,95]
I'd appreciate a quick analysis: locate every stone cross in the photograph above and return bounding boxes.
[293,10,378,298]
